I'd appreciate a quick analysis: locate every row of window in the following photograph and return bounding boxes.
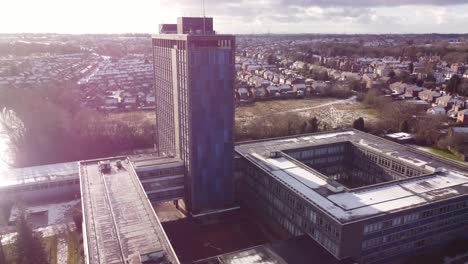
[154,48,176,155]
[310,228,339,256]
[363,227,464,264]
[364,200,468,235]
[384,211,467,244]
[147,188,184,202]
[364,212,419,234]
[359,148,425,178]
[288,144,346,160]
[138,167,185,179]
[153,39,187,49]
[241,175,340,256]
[0,179,79,194]
[243,162,342,241]
[142,177,184,191]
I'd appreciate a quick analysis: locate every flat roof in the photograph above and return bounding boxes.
[129,155,183,171]
[80,158,179,264]
[0,161,78,188]
[194,236,349,264]
[0,152,181,188]
[152,34,235,41]
[235,130,468,224]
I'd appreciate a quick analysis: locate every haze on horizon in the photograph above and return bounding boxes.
[1,0,468,35]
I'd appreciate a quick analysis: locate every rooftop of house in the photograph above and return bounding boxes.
[235,130,468,224]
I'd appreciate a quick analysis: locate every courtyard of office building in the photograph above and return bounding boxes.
[235,129,468,264]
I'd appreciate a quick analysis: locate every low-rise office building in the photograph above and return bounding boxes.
[235,130,468,264]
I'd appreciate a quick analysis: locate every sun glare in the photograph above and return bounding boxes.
[0,128,11,174]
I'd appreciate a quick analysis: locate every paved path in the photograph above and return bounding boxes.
[57,234,68,264]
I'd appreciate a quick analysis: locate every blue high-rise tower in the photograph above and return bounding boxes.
[152,17,235,213]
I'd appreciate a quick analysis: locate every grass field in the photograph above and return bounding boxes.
[3,235,57,263]
[108,98,379,131]
[108,110,155,125]
[67,231,80,264]
[425,147,465,162]
[235,97,336,119]
[2,230,81,264]
[44,235,58,264]
[236,97,379,129]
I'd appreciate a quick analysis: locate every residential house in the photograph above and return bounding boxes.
[279,75,287,85]
[293,83,306,97]
[272,74,280,84]
[251,87,268,100]
[266,85,281,97]
[104,96,119,105]
[436,95,465,109]
[448,127,468,137]
[418,89,442,103]
[363,74,375,89]
[279,84,293,96]
[236,88,251,103]
[427,106,446,115]
[291,61,306,70]
[405,100,430,111]
[123,96,137,105]
[457,109,468,124]
[405,85,424,99]
[146,94,155,104]
[389,82,407,95]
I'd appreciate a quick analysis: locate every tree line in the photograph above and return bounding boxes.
[0,86,155,168]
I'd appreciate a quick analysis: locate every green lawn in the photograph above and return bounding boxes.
[67,231,80,264]
[2,235,57,263]
[425,147,465,162]
[43,235,58,264]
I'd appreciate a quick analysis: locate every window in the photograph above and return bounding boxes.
[364,222,383,234]
[310,210,317,224]
[403,213,418,224]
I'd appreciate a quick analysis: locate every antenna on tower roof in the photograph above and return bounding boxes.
[202,0,206,34]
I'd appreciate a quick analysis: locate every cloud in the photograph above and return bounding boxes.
[280,0,468,7]
[159,0,468,33]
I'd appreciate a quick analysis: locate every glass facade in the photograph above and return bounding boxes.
[153,35,236,213]
[186,46,235,211]
[136,164,185,203]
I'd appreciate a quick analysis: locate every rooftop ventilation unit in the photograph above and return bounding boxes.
[326,179,344,193]
[269,151,281,158]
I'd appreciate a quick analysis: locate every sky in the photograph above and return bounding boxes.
[1,0,468,34]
